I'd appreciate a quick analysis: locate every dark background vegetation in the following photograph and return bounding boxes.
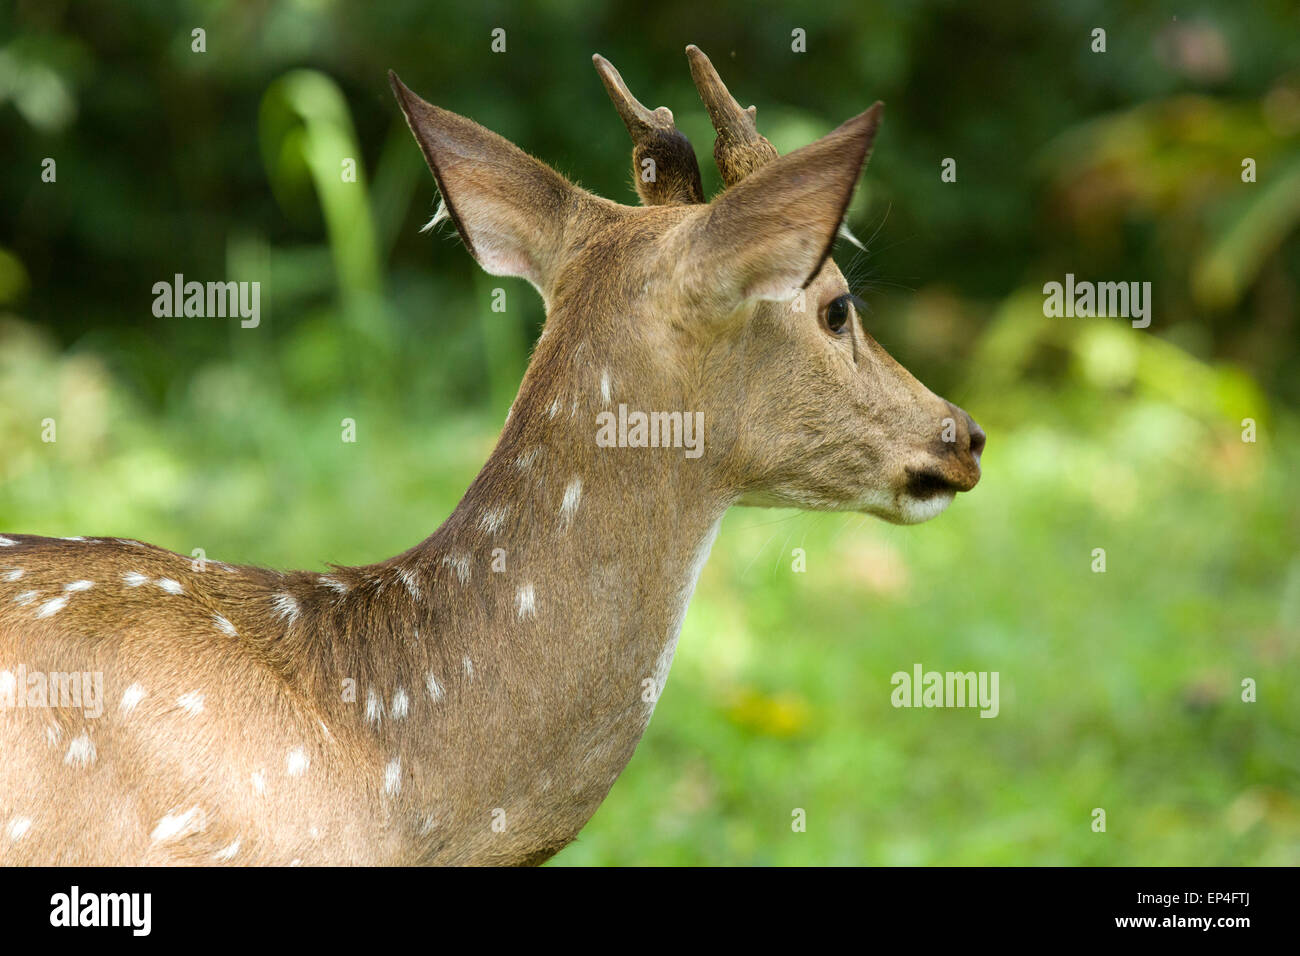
[1,0,1298,863]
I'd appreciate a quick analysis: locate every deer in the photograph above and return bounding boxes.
[0,46,983,866]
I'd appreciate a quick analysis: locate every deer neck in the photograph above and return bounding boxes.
[355,325,731,861]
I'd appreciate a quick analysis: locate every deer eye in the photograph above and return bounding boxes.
[824,294,852,333]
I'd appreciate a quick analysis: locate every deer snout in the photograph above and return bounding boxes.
[938,405,983,490]
[902,404,985,500]
[937,405,983,491]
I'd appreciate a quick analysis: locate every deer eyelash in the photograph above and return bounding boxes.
[827,293,871,326]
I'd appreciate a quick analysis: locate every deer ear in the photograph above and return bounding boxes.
[676,104,883,306]
[390,71,579,292]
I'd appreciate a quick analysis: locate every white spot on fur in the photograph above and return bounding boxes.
[383,758,402,795]
[0,536,15,546]
[426,672,444,703]
[286,747,309,777]
[478,507,508,535]
[515,447,540,472]
[64,579,93,592]
[35,596,68,618]
[214,838,242,861]
[272,592,300,623]
[600,370,611,404]
[441,554,470,585]
[13,591,37,606]
[0,670,13,696]
[516,584,536,620]
[120,683,146,713]
[177,691,204,715]
[65,732,96,767]
[155,577,183,594]
[3,568,23,582]
[122,571,148,587]
[45,723,61,747]
[213,614,237,637]
[391,688,409,719]
[397,567,422,600]
[548,396,561,418]
[560,478,582,528]
[8,817,32,841]
[62,536,86,541]
[151,806,206,843]
[251,771,267,795]
[318,575,349,593]
[365,689,383,727]
[462,656,475,680]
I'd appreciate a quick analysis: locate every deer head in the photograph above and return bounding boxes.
[391,46,982,524]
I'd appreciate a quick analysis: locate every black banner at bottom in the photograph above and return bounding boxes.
[0,865,1276,942]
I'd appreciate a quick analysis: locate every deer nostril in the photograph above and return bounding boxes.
[967,419,986,466]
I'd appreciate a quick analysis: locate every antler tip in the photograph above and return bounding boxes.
[592,53,618,85]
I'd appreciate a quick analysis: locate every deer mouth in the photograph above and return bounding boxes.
[903,465,979,498]
[904,469,959,499]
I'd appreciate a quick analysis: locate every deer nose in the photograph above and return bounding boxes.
[936,404,984,488]
[967,417,986,466]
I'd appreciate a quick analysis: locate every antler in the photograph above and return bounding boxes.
[593,54,704,206]
[685,44,779,187]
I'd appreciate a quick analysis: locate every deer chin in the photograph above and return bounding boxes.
[892,489,957,525]
[736,487,954,525]
[839,485,956,525]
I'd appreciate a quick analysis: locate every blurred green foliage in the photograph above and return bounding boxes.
[1,0,1298,864]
